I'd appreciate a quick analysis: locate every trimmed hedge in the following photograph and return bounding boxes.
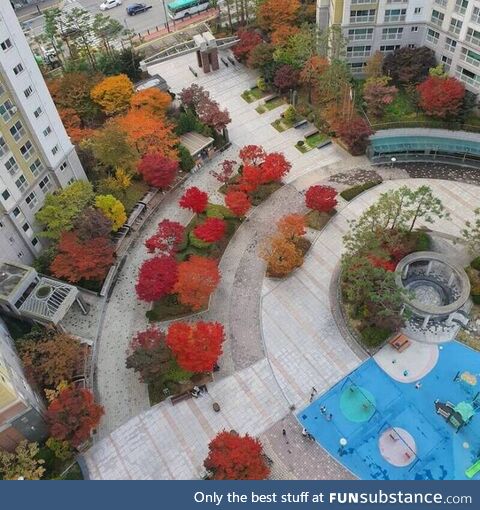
[340,180,383,201]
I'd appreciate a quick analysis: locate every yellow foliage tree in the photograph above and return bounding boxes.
[0,441,45,480]
[260,234,304,277]
[130,88,172,116]
[90,74,134,115]
[95,194,127,231]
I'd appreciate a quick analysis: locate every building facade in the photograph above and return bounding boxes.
[0,2,86,266]
[317,0,480,95]
[0,317,47,451]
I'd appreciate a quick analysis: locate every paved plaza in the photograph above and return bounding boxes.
[82,53,480,480]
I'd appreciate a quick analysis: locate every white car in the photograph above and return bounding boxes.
[100,0,122,10]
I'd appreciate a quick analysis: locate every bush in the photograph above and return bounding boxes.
[178,144,195,172]
[257,77,267,91]
[206,203,236,219]
[340,180,382,201]
[472,294,480,305]
[283,106,296,124]
[471,256,480,271]
[414,231,431,251]
[360,326,391,347]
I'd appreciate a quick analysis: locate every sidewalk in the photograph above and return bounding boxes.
[15,0,61,21]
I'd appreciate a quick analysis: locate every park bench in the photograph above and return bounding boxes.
[263,94,278,103]
[316,140,332,149]
[170,392,192,406]
[389,333,411,352]
[293,119,308,129]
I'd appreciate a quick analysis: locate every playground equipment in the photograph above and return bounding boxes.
[465,459,480,479]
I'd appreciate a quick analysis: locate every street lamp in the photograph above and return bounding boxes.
[161,0,171,33]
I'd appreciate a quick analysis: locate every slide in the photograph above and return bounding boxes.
[465,459,480,479]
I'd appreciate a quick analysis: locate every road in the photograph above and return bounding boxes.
[22,0,170,40]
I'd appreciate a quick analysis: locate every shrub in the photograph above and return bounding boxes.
[340,180,382,201]
[471,256,480,271]
[257,77,267,91]
[283,106,296,124]
[414,231,431,251]
[472,294,480,305]
[360,326,391,347]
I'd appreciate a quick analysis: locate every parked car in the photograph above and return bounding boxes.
[126,3,152,15]
[100,0,122,10]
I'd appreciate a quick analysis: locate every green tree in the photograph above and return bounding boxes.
[35,181,94,240]
[314,59,351,106]
[0,441,45,480]
[273,27,317,69]
[462,208,480,254]
[91,14,125,56]
[318,25,347,61]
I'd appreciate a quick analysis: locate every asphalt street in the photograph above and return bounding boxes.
[22,0,169,39]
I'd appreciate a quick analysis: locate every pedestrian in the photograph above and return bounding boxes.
[326,413,333,421]
[320,405,327,415]
[302,428,308,437]
[403,369,409,377]
[312,386,317,394]
[309,392,315,403]
[282,428,287,436]
[415,381,422,389]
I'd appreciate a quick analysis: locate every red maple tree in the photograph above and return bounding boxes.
[136,256,178,302]
[137,153,179,189]
[210,160,237,184]
[239,164,263,192]
[179,187,208,214]
[193,218,227,243]
[274,64,299,92]
[174,256,220,310]
[417,76,465,119]
[225,190,251,217]
[261,152,291,182]
[166,321,225,372]
[203,431,270,480]
[239,145,266,166]
[232,28,263,61]
[50,231,114,283]
[47,388,104,448]
[335,116,373,156]
[305,185,338,212]
[144,219,185,256]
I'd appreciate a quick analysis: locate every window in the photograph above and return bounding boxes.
[0,99,15,122]
[456,65,480,86]
[10,121,25,141]
[435,0,447,6]
[59,161,67,171]
[382,27,403,40]
[15,174,28,193]
[5,156,19,175]
[1,189,10,201]
[414,7,422,14]
[442,55,452,72]
[1,38,12,51]
[12,207,20,217]
[411,26,419,32]
[39,176,52,193]
[51,145,59,156]
[67,178,75,186]
[0,136,7,157]
[408,44,416,48]
[351,0,372,4]
[466,27,480,45]
[349,62,367,74]
[384,9,406,22]
[33,107,42,118]
[426,28,440,44]
[431,9,445,26]
[30,158,43,176]
[472,7,480,24]
[380,45,401,53]
[22,222,30,233]
[348,28,374,41]
[455,0,468,15]
[13,63,24,75]
[449,17,463,35]
[24,86,33,98]
[20,141,34,160]
[25,191,37,209]
[346,45,372,57]
[350,9,376,23]
[461,47,480,68]
[31,237,39,247]
[43,126,52,137]
[445,37,458,52]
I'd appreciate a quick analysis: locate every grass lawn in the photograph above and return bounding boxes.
[241,87,266,103]
[305,209,336,230]
[295,131,328,153]
[255,97,286,114]
[271,117,295,132]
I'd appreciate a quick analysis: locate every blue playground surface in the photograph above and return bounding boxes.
[299,341,480,480]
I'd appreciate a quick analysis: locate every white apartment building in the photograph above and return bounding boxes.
[317,0,480,94]
[0,2,86,265]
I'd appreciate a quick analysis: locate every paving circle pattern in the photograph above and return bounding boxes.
[340,385,376,423]
[379,427,417,467]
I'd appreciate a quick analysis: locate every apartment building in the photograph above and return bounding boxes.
[0,317,47,451]
[0,2,86,266]
[317,0,480,94]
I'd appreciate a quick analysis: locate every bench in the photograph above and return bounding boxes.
[304,127,319,138]
[170,392,192,406]
[389,333,411,352]
[293,119,308,129]
[263,94,278,103]
[316,140,332,149]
